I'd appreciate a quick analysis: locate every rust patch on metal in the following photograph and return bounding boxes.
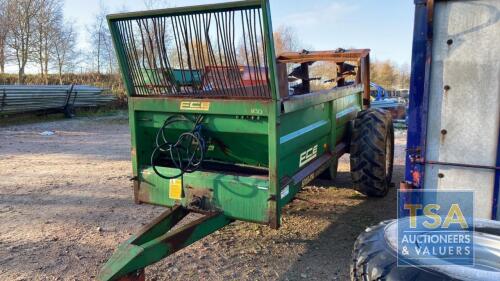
[185,186,218,213]
[440,129,447,143]
[277,49,371,107]
[133,180,141,204]
[412,170,421,186]
[267,202,279,230]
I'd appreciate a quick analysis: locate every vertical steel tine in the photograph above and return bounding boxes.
[225,11,246,97]
[185,16,196,95]
[159,17,177,93]
[111,6,271,99]
[241,10,252,97]
[205,13,224,96]
[257,9,270,98]
[143,19,162,95]
[116,21,140,96]
[245,10,258,97]
[151,18,168,92]
[214,12,231,97]
[137,19,157,95]
[252,9,265,97]
[129,20,151,95]
[171,16,186,94]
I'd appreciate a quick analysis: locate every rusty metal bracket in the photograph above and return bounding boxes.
[276,49,371,107]
[132,180,141,205]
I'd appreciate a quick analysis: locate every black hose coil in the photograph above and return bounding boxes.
[151,115,206,179]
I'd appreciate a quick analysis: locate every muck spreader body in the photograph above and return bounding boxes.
[100,1,394,280]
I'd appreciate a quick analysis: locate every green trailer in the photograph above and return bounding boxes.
[101,1,394,280]
[141,68,202,91]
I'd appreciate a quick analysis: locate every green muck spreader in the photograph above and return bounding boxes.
[101,1,394,280]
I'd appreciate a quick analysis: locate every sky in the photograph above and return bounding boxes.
[63,0,415,65]
[7,0,414,73]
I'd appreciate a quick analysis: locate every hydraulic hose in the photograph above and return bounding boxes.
[151,115,206,179]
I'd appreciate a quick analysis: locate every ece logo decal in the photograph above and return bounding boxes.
[180,101,210,111]
[299,145,318,167]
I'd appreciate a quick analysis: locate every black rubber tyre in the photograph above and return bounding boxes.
[320,157,338,181]
[350,108,394,197]
[351,219,500,281]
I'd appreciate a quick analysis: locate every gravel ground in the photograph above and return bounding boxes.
[0,113,407,281]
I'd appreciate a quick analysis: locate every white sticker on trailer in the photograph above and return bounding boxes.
[281,185,290,199]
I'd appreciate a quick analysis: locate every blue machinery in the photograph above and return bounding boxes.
[370,82,389,101]
[404,0,500,220]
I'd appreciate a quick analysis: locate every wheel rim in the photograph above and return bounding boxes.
[384,219,500,279]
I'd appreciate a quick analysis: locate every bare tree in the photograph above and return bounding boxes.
[143,0,169,9]
[235,24,300,67]
[88,5,105,74]
[5,0,42,83]
[0,0,9,73]
[398,62,410,89]
[309,62,339,90]
[87,3,116,74]
[271,25,301,73]
[273,25,300,55]
[370,60,410,90]
[33,0,62,84]
[53,22,78,84]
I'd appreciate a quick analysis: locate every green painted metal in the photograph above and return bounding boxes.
[107,0,262,21]
[138,167,269,222]
[261,0,281,228]
[141,69,202,88]
[130,97,271,116]
[104,0,364,279]
[98,206,231,281]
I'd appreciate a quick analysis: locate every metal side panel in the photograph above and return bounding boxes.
[424,0,500,219]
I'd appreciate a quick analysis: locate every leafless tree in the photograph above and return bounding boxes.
[33,0,62,83]
[0,0,9,73]
[143,0,169,9]
[235,24,300,67]
[397,62,410,89]
[53,23,78,84]
[272,25,301,73]
[370,60,410,90]
[5,0,42,83]
[87,3,116,74]
[273,25,300,55]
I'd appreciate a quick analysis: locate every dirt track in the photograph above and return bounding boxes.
[0,114,406,281]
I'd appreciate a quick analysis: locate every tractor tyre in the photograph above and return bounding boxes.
[350,108,394,197]
[351,219,500,281]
